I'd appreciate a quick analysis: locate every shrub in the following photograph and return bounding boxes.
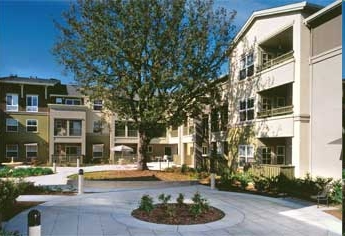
[0,180,20,216]
[329,180,342,204]
[253,175,269,192]
[181,164,188,174]
[138,195,154,213]
[0,229,20,236]
[189,192,209,218]
[158,193,171,207]
[237,172,252,190]
[0,167,53,178]
[176,193,184,206]
[219,168,232,186]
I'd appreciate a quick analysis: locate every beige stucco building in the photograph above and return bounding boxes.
[226,1,341,178]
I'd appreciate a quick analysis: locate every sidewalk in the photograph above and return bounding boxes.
[5,185,342,236]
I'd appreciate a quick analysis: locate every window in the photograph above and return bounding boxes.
[69,120,82,136]
[148,146,153,153]
[6,94,18,111]
[239,52,254,80]
[26,144,37,159]
[93,121,103,133]
[26,95,38,112]
[202,146,208,156]
[115,122,126,137]
[239,98,254,122]
[276,146,286,165]
[92,144,103,158]
[262,147,271,164]
[93,100,103,110]
[54,119,67,136]
[26,119,38,132]
[56,98,63,104]
[262,98,271,111]
[6,119,18,132]
[127,122,138,137]
[238,145,254,167]
[65,99,81,105]
[6,144,18,158]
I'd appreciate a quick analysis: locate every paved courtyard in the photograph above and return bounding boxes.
[5,185,342,236]
[2,165,342,235]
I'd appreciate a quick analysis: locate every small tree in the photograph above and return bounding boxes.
[54,0,236,170]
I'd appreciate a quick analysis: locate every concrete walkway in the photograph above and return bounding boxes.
[5,185,342,236]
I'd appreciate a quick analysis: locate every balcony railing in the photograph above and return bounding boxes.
[183,126,195,136]
[256,51,294,72]
[52,155,83,165]
[257,105,293,118]
[251,164,295,179]
[171,129,178,137]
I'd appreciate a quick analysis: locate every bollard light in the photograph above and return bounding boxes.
[28,209,41,236]
[78,168,84,195]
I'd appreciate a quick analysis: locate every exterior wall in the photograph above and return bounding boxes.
[311,15,342,56]
[85,134,110,163]
[48,105,87,163]
[310,48,342,179]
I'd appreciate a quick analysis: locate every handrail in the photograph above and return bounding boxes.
[257,105,293,118]
[257,51,294,72]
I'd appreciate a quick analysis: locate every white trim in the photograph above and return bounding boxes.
[304,0,341,24]
[232,2,312,47]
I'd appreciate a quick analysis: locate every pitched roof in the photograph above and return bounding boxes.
[231,1,322,49]
[0,75,60,86]
[304,0,341,26]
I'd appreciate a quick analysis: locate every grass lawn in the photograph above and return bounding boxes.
[69,170,206,181]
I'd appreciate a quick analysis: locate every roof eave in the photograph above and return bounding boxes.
[304,0,341,24]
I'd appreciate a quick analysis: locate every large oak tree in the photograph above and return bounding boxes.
[54,0,236,170]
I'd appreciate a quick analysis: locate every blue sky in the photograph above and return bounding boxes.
[0,0,336,84]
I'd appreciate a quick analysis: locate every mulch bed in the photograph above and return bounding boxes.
[132,203,225,225]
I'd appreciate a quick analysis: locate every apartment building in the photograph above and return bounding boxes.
[227,1,341,178]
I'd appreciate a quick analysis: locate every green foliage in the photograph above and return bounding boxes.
[329,180,342,204]
[252,175,269,192]
[181,164,188,174]
[54,0,236,170]
[176,193,184,206]
[189,192,209,218]
[158,193,171,207]
[219,167,233,186]
[0,167,53,178]
[138,195,154,213]
[236,172,252,190]
[0,229,20,236]
[0,180,20,214]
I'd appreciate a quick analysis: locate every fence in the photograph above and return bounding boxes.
[251,164,295,179]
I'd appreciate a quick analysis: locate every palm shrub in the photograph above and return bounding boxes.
[219,167,232,187]
[176,193,184,206]
[189,192,209,218]
[158,193,171,208]
[237,172,252,190]
[138,195,154,213]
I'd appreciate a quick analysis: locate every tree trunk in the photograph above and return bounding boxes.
[137,130,149,170]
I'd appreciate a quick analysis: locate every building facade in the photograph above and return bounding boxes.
[226,1,341,178]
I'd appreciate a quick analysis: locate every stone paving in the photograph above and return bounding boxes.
[5,185,342,236]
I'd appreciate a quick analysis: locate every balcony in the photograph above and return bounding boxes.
[257,105,293,118]
[256,51,294,72]
[183,126,195,136]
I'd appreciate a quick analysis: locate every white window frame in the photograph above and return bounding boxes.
[238,145,254,167]
[239,52,254,80]
[6,93,18,111]
[276,146,286,165]
[26,95,38,112]
[65,98,81,105]
[56,98,63,104]
[26,119,38,132]
[92,144,104,159]
[6,118,18,132]
[239,98,254,122]
[6,144,18,158]
[93,100,103,111]
[26,144,38,159]
[202,146,208,156]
